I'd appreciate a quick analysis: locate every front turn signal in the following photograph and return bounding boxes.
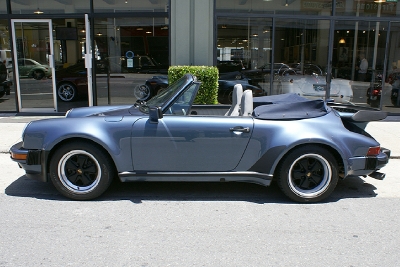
[10,152,27,160]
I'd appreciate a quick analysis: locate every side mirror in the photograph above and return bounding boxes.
[149,106,163,123]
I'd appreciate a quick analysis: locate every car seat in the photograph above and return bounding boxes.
[240,89,253,116]
[225,84,243,116]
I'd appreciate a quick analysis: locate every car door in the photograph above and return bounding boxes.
[18,59,29,76]
[131,116,254,172]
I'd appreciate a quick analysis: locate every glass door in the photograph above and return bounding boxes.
[11,19,57,112]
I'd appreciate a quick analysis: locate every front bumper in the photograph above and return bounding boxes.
[9,142,47,182]
[347,147,390,177]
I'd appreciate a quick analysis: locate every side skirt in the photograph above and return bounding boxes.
[118,171,273,187]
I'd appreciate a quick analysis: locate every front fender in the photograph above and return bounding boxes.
[23,117,135,173]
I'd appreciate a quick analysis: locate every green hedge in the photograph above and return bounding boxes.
[168,66,219,104]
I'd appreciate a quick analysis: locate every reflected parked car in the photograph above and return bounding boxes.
[289,63,325,76]
[217,60,246,73]
[274,71,353,104]
[242,63,296,83]
[218,71,265,103]
[112,55,168,74]
[55,60,122,102]
[135,71,265,104]
[133,75,169,101]
[17,58,52,80]
[55,62,88,102]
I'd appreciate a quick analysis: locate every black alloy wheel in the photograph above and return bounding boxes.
[276,145,339,203]
[49,141,115,200]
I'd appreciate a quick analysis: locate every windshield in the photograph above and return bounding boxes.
[139,75,192,113]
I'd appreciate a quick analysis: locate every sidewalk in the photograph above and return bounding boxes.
[0,114,399,157]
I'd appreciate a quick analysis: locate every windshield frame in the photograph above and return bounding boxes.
[139,74,195,114]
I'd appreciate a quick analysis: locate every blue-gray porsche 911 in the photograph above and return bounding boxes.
[10,74,390,203]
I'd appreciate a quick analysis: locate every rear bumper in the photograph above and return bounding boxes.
[347,148,390,177]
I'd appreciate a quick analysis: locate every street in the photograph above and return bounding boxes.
[1,151,400,266]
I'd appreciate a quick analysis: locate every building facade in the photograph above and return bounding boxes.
[0,0,399,113]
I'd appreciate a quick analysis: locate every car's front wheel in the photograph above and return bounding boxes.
[57,83,77,102]
[49,141,115,200]
[276,145,339,203]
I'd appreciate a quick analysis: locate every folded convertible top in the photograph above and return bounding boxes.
[253,93,331,120]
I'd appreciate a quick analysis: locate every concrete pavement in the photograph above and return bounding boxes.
[0,113,399,157]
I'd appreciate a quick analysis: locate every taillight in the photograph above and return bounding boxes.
[367,146,381,156]
[372,89,380,96]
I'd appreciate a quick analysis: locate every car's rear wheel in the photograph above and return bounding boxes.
[32,70,45,80]
[49,141,115,200]
[134,84,151,100]
[276,145,339,203]
[57,83,77,102]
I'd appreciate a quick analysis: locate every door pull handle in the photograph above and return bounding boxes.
[229,127,250,133]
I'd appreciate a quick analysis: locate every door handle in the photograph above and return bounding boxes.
[229,126,250,133]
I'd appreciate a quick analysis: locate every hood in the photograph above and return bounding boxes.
[66,105,140,118]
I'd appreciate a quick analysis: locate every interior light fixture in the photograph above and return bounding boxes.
[374,0,386,3]
[34,8,43,14]
[96,32,103,36]
[339,38,346,44]
[34,1,43,14]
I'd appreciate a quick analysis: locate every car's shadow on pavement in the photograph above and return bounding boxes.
[5,175,378,204]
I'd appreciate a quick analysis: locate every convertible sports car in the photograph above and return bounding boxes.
[10,74,390,203]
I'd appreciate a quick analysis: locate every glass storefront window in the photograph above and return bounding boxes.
[93,17,169,106]
[383,22,400,111]
[333,20,389,109]
[268,19,336,101]
[0,19,15,111]
[217,18,272,103]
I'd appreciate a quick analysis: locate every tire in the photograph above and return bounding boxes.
[57,83,77,102]
[134,84,151,100]
[0,91,5,98]
[276,145,339,203]
[49,141,115,200]
[32,70,45,80]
